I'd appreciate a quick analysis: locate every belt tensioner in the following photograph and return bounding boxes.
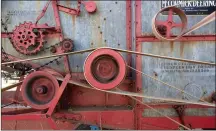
[84,48,126,90]
[152,6,187,41]
[21,71,59,109]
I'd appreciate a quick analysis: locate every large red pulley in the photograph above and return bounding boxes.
[84,48,126,90]
[152,6,187,41]
[21,71,59,109]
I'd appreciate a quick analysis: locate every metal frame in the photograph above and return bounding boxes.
[1,0,216,130]
[134,0,215,130]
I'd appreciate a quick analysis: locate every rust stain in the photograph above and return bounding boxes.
[66,1,72,19]
[90,1,102,48]
[36,1,41,10]
[170,41,174,52]
[180,42,184,57]
[72,15,76,26]
[71,15,76,39]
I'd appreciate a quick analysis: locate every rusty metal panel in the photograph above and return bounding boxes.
[141,1,216,35]
[141,41,215,102]
[1,1,127,72]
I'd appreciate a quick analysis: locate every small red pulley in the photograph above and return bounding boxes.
[84,1,97,13]
[84,48,126,90]
[21,71,59,109]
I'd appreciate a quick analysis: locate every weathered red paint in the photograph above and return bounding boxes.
[83,1,97,13]
[84,48,126,90]
[140,116,216,129]
[46,74,71,116]
[21,71,60,110]
[136,35,216,42]
[153,6,187,40]
[2,1,216,130]
[126,0,132,75]
[57,4,80,16]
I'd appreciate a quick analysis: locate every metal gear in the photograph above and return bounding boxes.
[11,21,45,55]
[61,38,74,52]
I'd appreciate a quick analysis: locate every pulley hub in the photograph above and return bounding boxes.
[92,55,118,83]
[61,39,74,52]
[21,71,59,109]
[84,48,126,90]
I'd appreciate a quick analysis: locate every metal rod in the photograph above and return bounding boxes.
[112,47,216,66]
[1,48,96,65]
[2,47,215,66]
[1,102,14,108]
[56,76,216,107]
[127,65,208,103]
[1,81,23,92]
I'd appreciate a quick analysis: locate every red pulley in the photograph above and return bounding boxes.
[84,48,126,90]
[152,6,187,41]
[21,71,59,109]
[84,1,97,13]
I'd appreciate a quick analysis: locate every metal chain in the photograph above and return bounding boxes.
[1,18,64,77]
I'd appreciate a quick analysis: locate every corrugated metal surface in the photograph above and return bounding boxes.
[1,1,127,72]
[141,41,215,103]
[140,1,215,117]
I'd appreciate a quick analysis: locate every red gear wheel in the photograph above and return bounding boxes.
[11,21,45,55]
[61,38,74,52]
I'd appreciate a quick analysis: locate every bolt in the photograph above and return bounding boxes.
[36,86,47,94]
[50,46,56,53]
[64,42,71,48]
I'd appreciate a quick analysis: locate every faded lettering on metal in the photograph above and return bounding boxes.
[161,0,216,15]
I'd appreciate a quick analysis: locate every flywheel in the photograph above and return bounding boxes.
[84,48,126,90]
[21,71,59,109]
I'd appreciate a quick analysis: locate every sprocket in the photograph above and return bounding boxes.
[11,21,45,55]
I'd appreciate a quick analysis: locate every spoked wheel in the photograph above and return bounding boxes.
[152,6,187,41]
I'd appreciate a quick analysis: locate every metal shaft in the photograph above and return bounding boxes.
[1,81,23,92]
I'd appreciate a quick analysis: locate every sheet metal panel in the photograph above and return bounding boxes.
[139,1,215,117]
[1,1,127,72]
[141,41,215,102]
